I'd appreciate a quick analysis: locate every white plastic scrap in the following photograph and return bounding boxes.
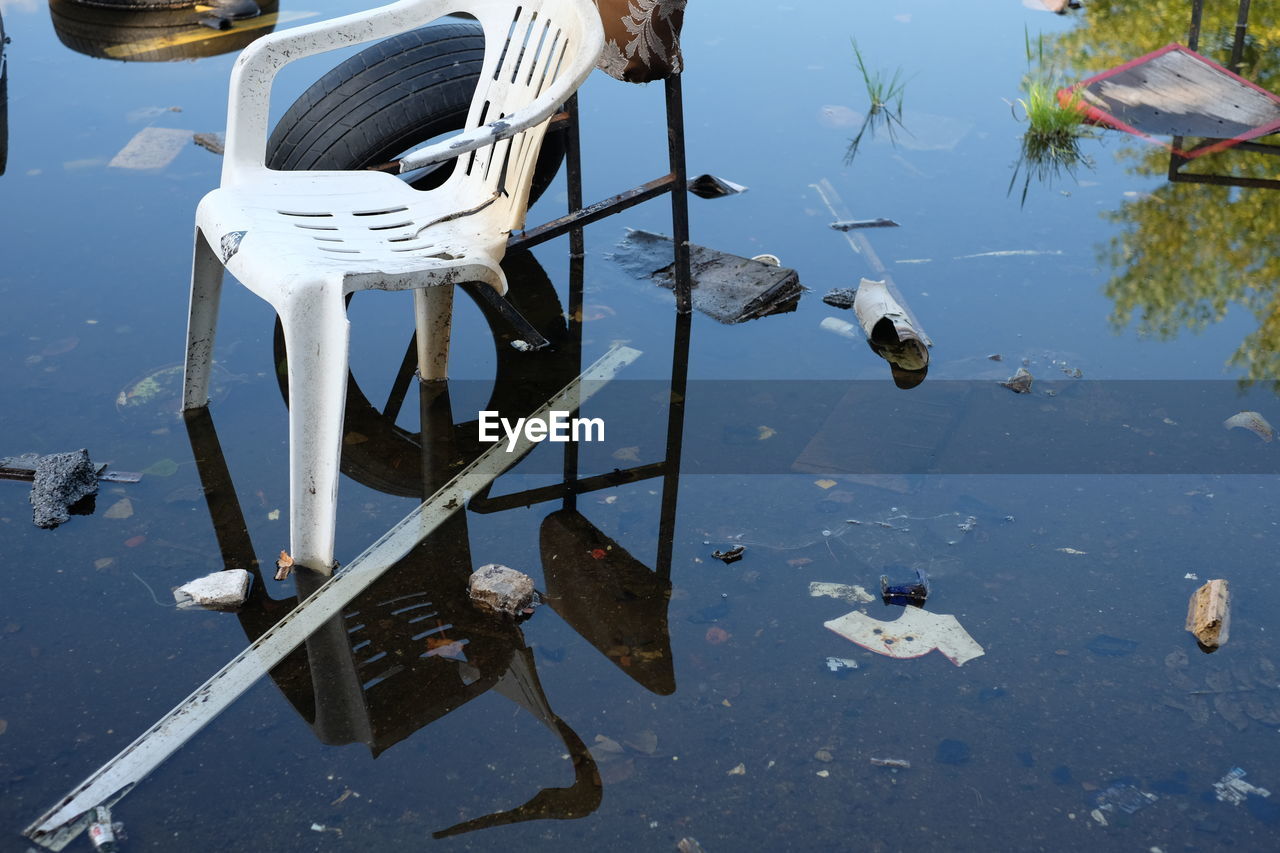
[824,606,984,666]
[825,656,859,673]
[172,570,251,610]
[1214,767,1271,805]
[809,581,874,604]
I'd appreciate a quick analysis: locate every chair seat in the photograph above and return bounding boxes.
[198,169,510,295]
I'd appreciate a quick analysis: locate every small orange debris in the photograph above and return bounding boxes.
[705,626,731,645]
[275,550,294,581]
[123,535,146,548]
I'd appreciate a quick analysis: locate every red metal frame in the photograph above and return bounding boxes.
[1058,43,1280,159]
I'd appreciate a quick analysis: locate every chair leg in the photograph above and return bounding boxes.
[414,285,453,382]
[279,285,351,575]
[664,73,693,314]
[182,228,225,411]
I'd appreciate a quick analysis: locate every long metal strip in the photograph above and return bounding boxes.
[25,345,642,850]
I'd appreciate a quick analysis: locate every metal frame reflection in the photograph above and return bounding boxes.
[1168,0,1280,190]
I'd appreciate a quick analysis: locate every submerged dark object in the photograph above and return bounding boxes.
[821,287,857,309]
[830,218,899,231]
[613,229,802,323]
[687,174,747,199]
[711,545,745,564]
[935,738,971,765]
[28,450,98,529]
[880,568,930,606]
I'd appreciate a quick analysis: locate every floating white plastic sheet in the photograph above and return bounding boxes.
[824,606,984,666]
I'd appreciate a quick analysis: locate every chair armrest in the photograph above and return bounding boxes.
[222,0,463,182]
[395,24,602,174]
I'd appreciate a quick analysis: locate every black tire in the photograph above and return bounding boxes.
[48,0,278,62]
[266,19,565,199]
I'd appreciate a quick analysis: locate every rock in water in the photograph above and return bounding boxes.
[173,570,252,610]
[468,563,535,616]
[30,450,98,529]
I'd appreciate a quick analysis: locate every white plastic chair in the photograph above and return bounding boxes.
[181,0,604,574]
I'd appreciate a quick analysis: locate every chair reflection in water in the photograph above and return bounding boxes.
[184,249,690,837]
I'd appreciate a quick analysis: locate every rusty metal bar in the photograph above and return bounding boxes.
[1230,0,1252,72]
[507,174,678,251]
[665,74,693,313]
[468,462,668,513]
[1169,169,1280,189]
[1188,0,1204,51]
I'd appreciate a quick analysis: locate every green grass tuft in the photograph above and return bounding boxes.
[1010,29,1094,205]
[845,38,910,164]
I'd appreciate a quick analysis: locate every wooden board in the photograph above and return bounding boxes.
[1062,44,1280,158]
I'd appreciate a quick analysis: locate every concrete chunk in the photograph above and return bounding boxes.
[30,450,98,529]
[468,563,535,616]
[174,570,252,611]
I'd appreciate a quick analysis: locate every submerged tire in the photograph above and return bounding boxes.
[48,0,278,62]
[266,19,564,198]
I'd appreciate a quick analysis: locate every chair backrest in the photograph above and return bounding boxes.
[445,0,595,230]
[221,0,601,213]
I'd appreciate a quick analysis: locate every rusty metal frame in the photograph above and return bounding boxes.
[1169,0,1280,189]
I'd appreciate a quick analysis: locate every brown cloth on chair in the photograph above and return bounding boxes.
[593,0,686,83]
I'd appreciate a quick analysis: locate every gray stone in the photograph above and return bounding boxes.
[173,570,252,610]
[30,450,98,529]
[468,563,535,616]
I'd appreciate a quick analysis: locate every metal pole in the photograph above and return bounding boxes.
[655,309,691,580]
[664,74,692,313]
[1230,0,1252,72]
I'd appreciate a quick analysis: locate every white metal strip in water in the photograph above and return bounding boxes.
[25,345,641,849]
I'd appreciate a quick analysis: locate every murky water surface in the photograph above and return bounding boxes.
[4,0,1280,850]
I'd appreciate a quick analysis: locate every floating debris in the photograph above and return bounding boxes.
[1092,781,1158,817]
[26,450,98,529]
[726,763,746,776]
[192,132,225,155]
[825,606,984,666]
[1056,547,1086,555]
[809,581,874,604]
[825,656,860,675]
[687,174,747,199]
[1000,367,1033,394]
[879,568,930,606]
[1186,578,1231,651]
[1214,767,1271,805]
[821,288,857,309]
[87,805,123,852]
[1223,411,1273,442]
[109,126,193,170]
[613,229,802,323]
[173,570,251,611]
[830,218,899,231]
[711,545,745,564]
[854,278,930,386]
[869,757,911,769]
[468,563,535,616]
[274,550,294,581]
